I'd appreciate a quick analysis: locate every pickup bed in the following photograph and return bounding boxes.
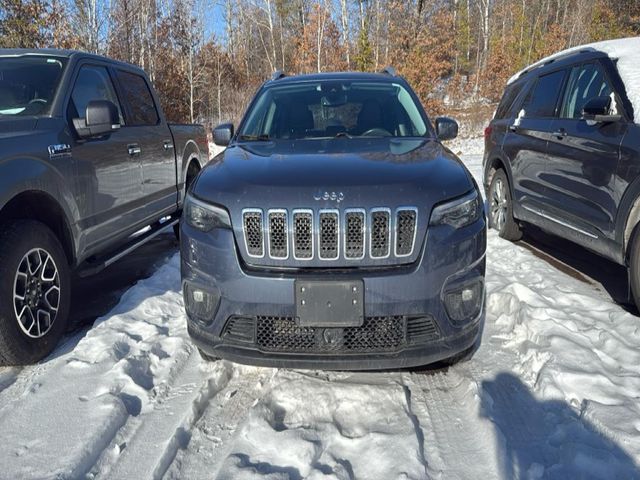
[0,49,208,364]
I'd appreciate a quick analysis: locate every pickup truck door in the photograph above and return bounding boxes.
[65,63,146,255]
[113,68,177,219]
[545,61,627,240]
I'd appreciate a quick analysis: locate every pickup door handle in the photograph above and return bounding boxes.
[553,129,567,139]
[163,141,174,150]
[128,144,141,155]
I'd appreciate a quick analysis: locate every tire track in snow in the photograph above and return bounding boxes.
[403,368,502,479]
[165,366,279,479]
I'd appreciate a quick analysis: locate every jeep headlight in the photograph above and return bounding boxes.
[429,190,481,229]
[184,194,231,231]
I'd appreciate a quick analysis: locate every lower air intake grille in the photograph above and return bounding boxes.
[222,316,256,344]
[406,315,440,343]
[256,315,407,353]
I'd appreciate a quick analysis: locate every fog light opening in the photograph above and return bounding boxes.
[444,278,484,324]
[183,283,220,324]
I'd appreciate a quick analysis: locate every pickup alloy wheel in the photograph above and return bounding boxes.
[0,220,70,365]
[13,248,61,338]
[488,169,522,241]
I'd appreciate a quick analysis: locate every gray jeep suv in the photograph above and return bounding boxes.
[181,70,486,370]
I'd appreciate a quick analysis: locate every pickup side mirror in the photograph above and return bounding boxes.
[435,117,458,141]
[582,96,621,123]
[73,100,121,139]
[213,123,234,146]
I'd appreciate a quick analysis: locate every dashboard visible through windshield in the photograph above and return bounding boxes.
[0,56,66,116]
[238,80,430,141]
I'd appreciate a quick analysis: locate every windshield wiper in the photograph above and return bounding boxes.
[239,134,271,141]
[334,132,352,139]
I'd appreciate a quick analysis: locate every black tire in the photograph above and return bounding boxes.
[628,228,640,312]
[0,220,71,365]
[488,169,522,241]
[174,162,201,241]
[197,347,219,362]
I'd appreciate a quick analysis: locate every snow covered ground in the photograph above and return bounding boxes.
[0,145,639,479]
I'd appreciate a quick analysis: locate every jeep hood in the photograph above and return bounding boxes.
[193,138,473,208]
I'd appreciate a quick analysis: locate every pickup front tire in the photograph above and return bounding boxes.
[0,220,71,365]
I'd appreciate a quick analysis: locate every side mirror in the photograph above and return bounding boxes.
[73,100,120,139]
[435,117,458,141]
[213,123,234,146]
[582,96,621,123]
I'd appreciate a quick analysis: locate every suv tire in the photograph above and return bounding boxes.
[0,220,71,365]
[628,228,640,312]
[488,169,522,241]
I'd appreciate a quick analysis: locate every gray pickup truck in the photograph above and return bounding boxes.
[0,49,208,365]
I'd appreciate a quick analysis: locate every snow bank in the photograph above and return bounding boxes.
[508,37,640,123]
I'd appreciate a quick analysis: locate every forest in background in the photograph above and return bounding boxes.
[1,0,639,130]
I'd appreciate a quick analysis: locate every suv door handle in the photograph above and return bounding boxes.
[128,144,141,155]
[509,125,518,132]
[163,141,174,150]
[553,129,567,139]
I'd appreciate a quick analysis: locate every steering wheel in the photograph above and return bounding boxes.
[28,98,47,105]
[361,127,392,137]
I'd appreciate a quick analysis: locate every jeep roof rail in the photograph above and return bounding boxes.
[380,66,397,76]
[271,70,286,81]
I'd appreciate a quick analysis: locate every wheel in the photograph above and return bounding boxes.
[488,169,522,241]
[197,347,219,362]
[628,228,640,312]
[0,220,71,365]
[175,162,201,241]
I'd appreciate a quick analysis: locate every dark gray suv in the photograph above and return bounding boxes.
[484,38,640,309]
[181,70,486,370]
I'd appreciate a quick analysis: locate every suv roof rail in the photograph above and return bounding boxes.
[271,70,286,81]
[380,66,397,76]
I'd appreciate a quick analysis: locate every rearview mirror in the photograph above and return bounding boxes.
[582,96,621,123]
[213,123,234,146]
[435,117,458,141]
[73,100,121,139]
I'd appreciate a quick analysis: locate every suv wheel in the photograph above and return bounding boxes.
[0,220,71,365]
[488,169,522,241]
[628,228,640,312]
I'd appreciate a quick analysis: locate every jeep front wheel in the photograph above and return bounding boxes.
[0,220,71,365]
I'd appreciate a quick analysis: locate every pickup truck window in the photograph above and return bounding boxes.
[0,56,66,116]
[70,65,124,123]
[239,81,428,140]
[116,70,159,126]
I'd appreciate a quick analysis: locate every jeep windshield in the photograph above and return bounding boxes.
[238,80,430,140]
[0,56,66,116]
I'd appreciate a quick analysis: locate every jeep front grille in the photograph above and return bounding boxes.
[241,207,418,262]
[243,210,264,257]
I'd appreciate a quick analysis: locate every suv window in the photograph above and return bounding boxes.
[116,70,159,126]
[495,82,524,119]
[560,63,613,119]
[70,65,124,123]
[521,70,566,118]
